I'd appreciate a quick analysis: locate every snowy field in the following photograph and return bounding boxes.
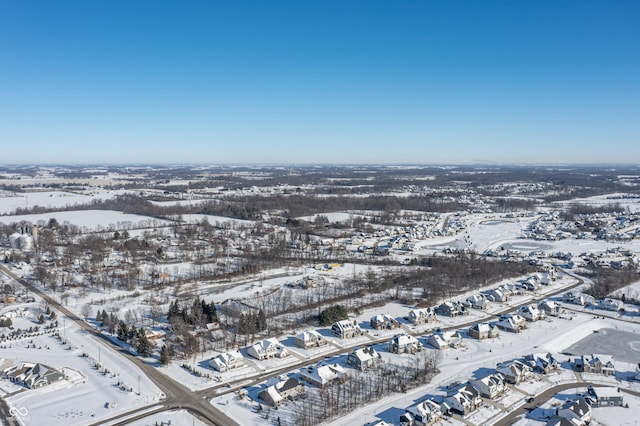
[1,308,162,426]
[0,209,171,231]
[0,190,123,215]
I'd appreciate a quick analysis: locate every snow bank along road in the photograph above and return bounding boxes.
[0,264,238,426]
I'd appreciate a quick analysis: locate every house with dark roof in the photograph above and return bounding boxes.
[524,352,559,374]
[586,385,624,407]
[258,377,305,407]
[574,354,615,375]
[553,398,592,425]
[4,362,65,389]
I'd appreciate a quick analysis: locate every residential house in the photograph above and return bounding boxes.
[524,352,559,374]
[407,308,437,325]
[599,298,624,311]
[483,288,508,303]
[554,398,592,425]
[470,373,507,399]
[521,276,540,291]
[468,322,499,340]
[209,350,243,372]
[299,362,346,389]
[466,294,488,310]
[370,314,400,330]
[389,333,423,354]
[586,385,624,407]
[346,346,382,371]
[574,354,615,375]
[497,313,527,333]
[538,300,561,317]
[331,320,362,339]
[4,362,65,389]
[399,399,443,426]
[247,338,289,360]
[435,301,468,317]
[294,330,327,349]
[563,291,595,306]
[517,304,546,322]
[496,360,532,384]
[428,330,463,350]
[258,378,305,407]
[441,384,483,416]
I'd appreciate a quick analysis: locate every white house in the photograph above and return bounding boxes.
[428,330,463,350]
[496,360,532,384]
[331,320,362,339]
[466,294,488,310]
[517,304,545,321]
[407,307,437,325]
[299,362,346,388]
[399,399,443,426]
[247,338,289,360]
[441,384,483,416]
[209,350,243,372]
[294,330,327,349]
[497,313,527,333]
[538,300,561,317]
[389,333,423,354]
[470,373,507,399]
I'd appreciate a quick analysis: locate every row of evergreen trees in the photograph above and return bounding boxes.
[167,297,218,328]
[96,310,153,356]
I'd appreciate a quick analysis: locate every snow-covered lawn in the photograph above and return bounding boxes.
[1,315,162,426]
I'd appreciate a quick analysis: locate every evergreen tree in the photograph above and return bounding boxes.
[159,344,171,366]
[136,328,152,356]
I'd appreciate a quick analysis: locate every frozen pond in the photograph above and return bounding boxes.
[563,328,640,363]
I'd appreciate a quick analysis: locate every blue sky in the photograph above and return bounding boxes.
[1,1,638,165]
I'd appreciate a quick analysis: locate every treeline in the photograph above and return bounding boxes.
[240,254,535,334]
[584,268,640,299]
[560,202,625,221]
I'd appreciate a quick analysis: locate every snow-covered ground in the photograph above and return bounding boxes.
[0,306,162,426]
[0,190,124,215]
[0,209,171,231]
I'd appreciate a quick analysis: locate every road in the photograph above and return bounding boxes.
[0,264,584,425]
[0,264,238,426]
